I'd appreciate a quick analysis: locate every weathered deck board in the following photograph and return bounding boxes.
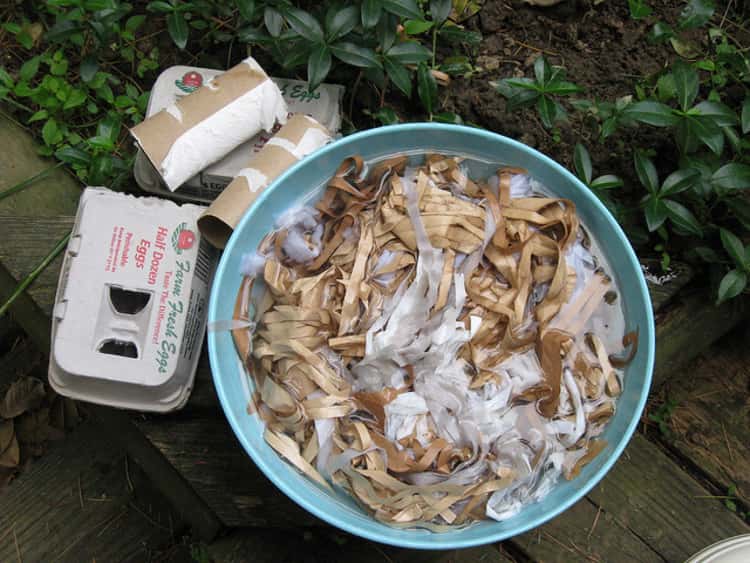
[513,497,664,563]
[0,216,73,315]
[0,421,181,562]
[587,434,749,562]
[667,328,750,505]
[134,414,318,528]
[653,292,749,388]
[208,528,516,562]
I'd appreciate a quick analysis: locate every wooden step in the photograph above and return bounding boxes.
[665,327,750,509]
[207,527,516,563]
[0,420,184,562]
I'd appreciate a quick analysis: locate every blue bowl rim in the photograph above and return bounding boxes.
[207,123,656,549]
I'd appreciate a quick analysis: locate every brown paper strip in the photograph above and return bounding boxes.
[198,114,331,248]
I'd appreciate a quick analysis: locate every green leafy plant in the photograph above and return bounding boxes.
[635,152,703,236]
[624,61,738,156]
[716,228,750,302]
[648,397,678,439]
[628,0,652,19]
[573,143,623,213]
[492,56,582,128]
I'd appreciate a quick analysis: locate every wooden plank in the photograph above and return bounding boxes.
[134,414,318,528]
[0,420,182,562]
[0,216,73,315]
[0,261,52,352]
[209,528,516,562]
[0,115,81,217]
[91,405,223,541]
[513,497,663,562]
[586,435,749,562]
[653,293,750,388]
[667,328,750,505]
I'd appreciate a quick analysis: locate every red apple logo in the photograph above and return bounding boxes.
[175,71,203,93]
[178,229,195,250]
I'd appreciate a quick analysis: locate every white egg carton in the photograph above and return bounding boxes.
[49,187,217,411]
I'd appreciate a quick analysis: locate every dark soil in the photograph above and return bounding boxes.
[442,0,689,186]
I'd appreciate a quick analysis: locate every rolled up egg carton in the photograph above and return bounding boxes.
[130,56,288,192]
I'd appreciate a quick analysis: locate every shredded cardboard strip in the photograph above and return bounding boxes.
[231,154,636,528]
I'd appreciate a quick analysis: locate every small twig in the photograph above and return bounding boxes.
[127,501,170,531]
[0,162,64,202]
[125,456,134,493]
[13,526,21,563]
[78,475,85,509]
[694,495,736,499]
[372,543,394,563]
[720,0,734,28]
[0,230,71,317]
[722,423,735,462]
[588,505,602,539]
[507,37,559,57]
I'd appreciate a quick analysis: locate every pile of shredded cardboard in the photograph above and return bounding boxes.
[231,154,637,527]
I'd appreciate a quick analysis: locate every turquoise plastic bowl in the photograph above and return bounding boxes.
[208,124,655,549]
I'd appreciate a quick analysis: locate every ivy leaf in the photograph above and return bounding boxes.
[672,61,698,112]
[742,97,750,135]
[370,107,399,125]
[386,41,432,64]
[537,96,561,128]
[264,7,283,37]
[88,153,114,185]
[430,0,452,25]
[327,5,359,42]
[0,67,12,88]
[19,56,40,82]
[42,118,62,146]
[417,63,437,114]
[644,197,668,232]
[634,152,659,194]
[404,19,433,35]
[361,0,382,28]
[693,246,722,263]
[166,12,188,49]
[384,57,412,97]
[624,101,679,126]
[660,168,699,196]
[693,101,739,127]
[649,22,674,43]
[712,163,750,190]
[64,88,87,110]
[96,116,121,142]
[235,0,255,22]
[383,0,422,20]
[438,23,481,45]
[679,0,715,30]
[331,42,382,69]
[285,8,324,43]
[663,199,703,236]
[591,174,623,190]
[55,146,91,167]
[694,116,725,155]
[573,143,592,185]
[717,269,747,304]
[629,0,652,18]
[307,44,331,91]
[377,12,397,51]
[720,228,747,270]
[80,56,98,82]
[433,111,464,124]
[534,56,551,87]
[28,109,48,123]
